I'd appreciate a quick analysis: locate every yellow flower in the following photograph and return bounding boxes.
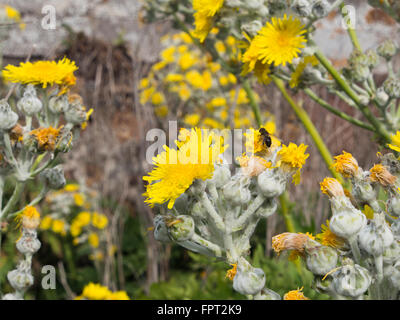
[76,283,112,300]
[225,264,237,281]
[272,232,313,255]
[106,291,130,300]
[320,177,345,198]
[369,164,397,187]
[88,233,100,248]
[92,212,108,229]
[284,287,310,300]
[244,127,280,155]
[64,184,80,192]
[40,216,53,230]
[178,53,197,70]
[30,126,62,151]
[388,131,400,152]
[73,193,86,206]
[277,143,309,169]
[202,117,224,129]
[76,211,92,226]
[161,47,176,63]
[3,57,78,89]
[332,151,360,178]
[192,0,224,42]
[16,206,41,230]
[154,105,169,118]
[52,219,66,235]
[143,128,226,209]
[362,204,374,220]
[165,74,184,83]
[151,92,164,105]
[243,15,306,68]
[184,114,201,127]
[316,220,345,248]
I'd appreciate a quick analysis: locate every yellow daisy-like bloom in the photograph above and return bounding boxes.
[284,287,310,300]
[320,177,345,198]
[243,15,307,68]
[73,193,86,206]
[225,263,237,281]
[192,0,224,42]
[51,219,66,235]
[332,151,360,178]
[88,233,100,248]
[3,57,78,89]
[64,184,80,192]
[316,220,345,248]
[106,291,130,300]
[369,163,397,187]
[40,216,53,230]
[244,127,281,155]
[16,206,41,230]
[76,283,112,300]
[387,131,400,152]
[143,128,226,209]
[277,143,309,169]
[30,126,62,151]
[92,212,108,229]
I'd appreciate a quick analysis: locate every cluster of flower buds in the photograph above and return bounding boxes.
[3,206,41,300]
[273,150,400,299]
[40,183,111,262]
[140,31,276,130]
[145,127,309,297]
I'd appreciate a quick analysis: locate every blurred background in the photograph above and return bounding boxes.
[0,0,398,299]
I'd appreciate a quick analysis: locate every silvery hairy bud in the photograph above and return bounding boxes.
[376,87,389,106]
[64,96,87,125]
[188,180,206,197]
[41,166,66,190]
[153,215,171,243]
[388,195,400,217]
[352,175,377,204]
[244,0,264,10]
[0,99,18,130]
[241,20,263,37]
[232,257,266,295]
[56,131,73,153]
[254,288,281,300]
[255,198,277,219]
[224,0,242,7]
[383,241,400,265]
[377,40,397,60]
[7,261,34,292]
[208,164,231,188]
[2,292,23,300]
[167,215,195,242]
[16,229,41,255]
[329,198,366,239]
[292,0,312,17]
[222,178,251,206]
[257,169,286,198]
[311,0,331,18]
[390,219,400,241]
[366,49,379,68]
[358,213,393,256]
[349,52,370,82]
[17,85,42,116]
[173,193,189,215]
[388,260,400,290]
[48,94,69,114]
[331,259,371,298]
[304,240,338,276]
[383,77,400,98]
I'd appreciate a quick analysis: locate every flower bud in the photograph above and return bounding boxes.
[188,180,206,197]
[241,20,263,37]
[2,292,23,300]
[222,179,251,206]
[17,85,42,116]
[292,0,312,17]
[64,95,87,125]
[255,198,277,219]
[329,198,366,239]
[358,213,393,256]
[366,49,379,68]
[388,260,400,290]
[254,288,281,300]
[304,240,338,276]
[41,166,66,190]
[331,260,371,298]
[383,241,400,265]
[388,196,400,217]
[312,0,331,18]
[377,40,397,60]
[167,215,195,242]
[376,87,389,106]
[48,94,69,114]
[257,170,286,198]
[0,99,18,130]
[208,164,231,188]
[16,229,41,255]
[383,77,400,99]
[153,215,171,243]
[232,257,266,295]
[56,131,73,153]
[352,178,377,204]
[7,267,34,292]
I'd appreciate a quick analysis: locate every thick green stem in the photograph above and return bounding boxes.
[304,88,374,131]
[272,76,344,183]
[314,50,391,143]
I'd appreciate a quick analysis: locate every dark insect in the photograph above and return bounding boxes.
[259,128,272,148]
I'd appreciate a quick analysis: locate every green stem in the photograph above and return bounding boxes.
[314,50,391,143]
[272,76,343,183]
[0,181,25,219]
[304,88,374,131]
